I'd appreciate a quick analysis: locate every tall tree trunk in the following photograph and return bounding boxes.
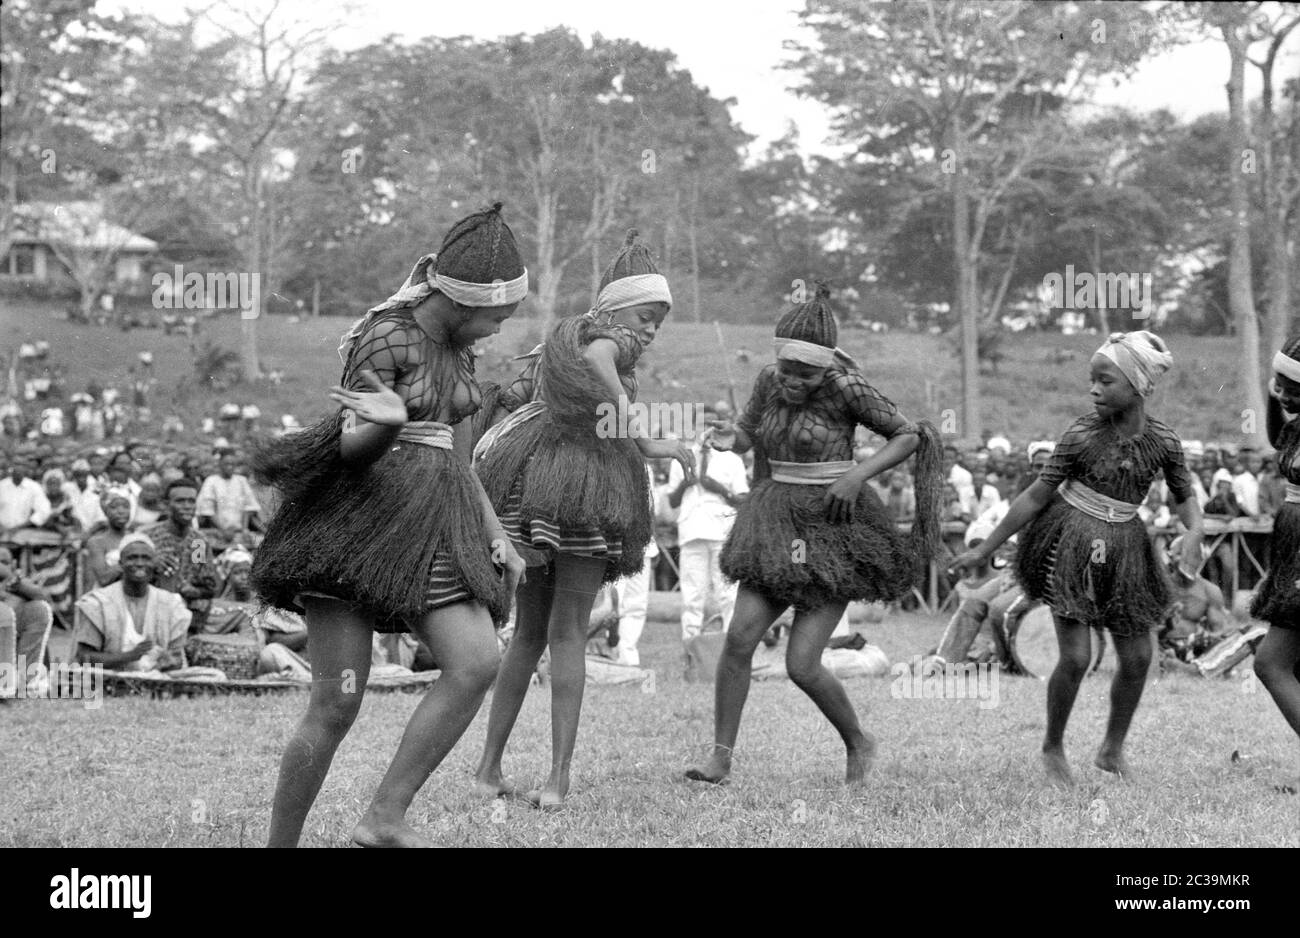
[1224,20,1266,446]
[1254,17,1300,356]
[242,167,264,381]
[312,278,320,317]
[952,144,980,444]
[689,175,701,323]
[1092,229,1110,335]
[532,188,561,335]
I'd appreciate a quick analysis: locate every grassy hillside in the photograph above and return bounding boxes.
[0,297,1260,446]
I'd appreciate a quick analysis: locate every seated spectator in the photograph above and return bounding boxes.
[932,519,1026,670]
[963,466,1001,520]
[74,533,189,672]
[132,473,166,527]
[85,489,133,587]
[0,545,54,668]
[196,451,261,541]
[40,469,81,536]
[0,455,51,535]
[67,458,105,531]
[882,470,916,524]
[142,478,217,632]
[101,450,141,521]
[1204,471,1244,518]
[1156,536,1238,676]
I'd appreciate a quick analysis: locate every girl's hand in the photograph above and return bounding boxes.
[330,370,407,427]
[491,537,527,597]
[947,549,985,580]
[639,438,696,483]
[823,474,863,523]
[706,419,736,451]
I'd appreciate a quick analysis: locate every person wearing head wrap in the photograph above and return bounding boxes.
[1245,334,1300,761]
[683,282,943,789]
[75,529,190,673]
[40,466,80,534]
[247,203,531,848]
[473,228,694,810]
[950,329,1203,787]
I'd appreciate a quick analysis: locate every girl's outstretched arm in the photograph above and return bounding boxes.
[949,478,1055,575]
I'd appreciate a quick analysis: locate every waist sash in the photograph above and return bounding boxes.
[1058,479,1139,523]
[396,421,453,451]
[1286,482,1300,505]
[472,400,547,465]
[769,460,855,486]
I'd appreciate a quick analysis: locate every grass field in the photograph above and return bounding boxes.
[0,298,1269,445]
[3,608,1295,848]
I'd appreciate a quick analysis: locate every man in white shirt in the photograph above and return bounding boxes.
[667,423,749,641]
[0,456,52,533]
[196,451,262,536]
[612,464,661,667]
[963,467,1001,521]
[943,444,973,505]
[1232,447,1261,518]
[66,458,105,531]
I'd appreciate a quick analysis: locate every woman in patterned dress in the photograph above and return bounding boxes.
[1249,337,1300,792]
[686,284,942,787]
[951,331,1204,787]
[251,204,528,847]
[472,230,694,810]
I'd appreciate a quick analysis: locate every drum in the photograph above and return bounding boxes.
[1008,606,1106,679]
[185,632,261,681]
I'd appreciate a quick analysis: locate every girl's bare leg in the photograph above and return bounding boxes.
[267,596,373,848]
[686,586,786,784]
[1095,628,1153,778]
[473,563,555,797]
[353,601,501,847]
[1250,626,1300,791]
[533,553,606,809]
[1041,613,1093,788]
[785,602,874,785]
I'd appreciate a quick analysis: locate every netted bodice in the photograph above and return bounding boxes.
[1037,413,1193,504]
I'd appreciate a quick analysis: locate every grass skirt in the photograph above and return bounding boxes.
[476,409,651,584]
[1015,496,1169,636]
[1251,501,1300,628]
[250,414,509,631]
[719,479,916,611]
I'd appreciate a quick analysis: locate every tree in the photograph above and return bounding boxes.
[789,0,1172,441]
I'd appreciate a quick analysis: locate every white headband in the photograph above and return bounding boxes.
[591,274,672,316]
[1273,351,1300,384]
[340,253,529,362]
[773,338,860,371]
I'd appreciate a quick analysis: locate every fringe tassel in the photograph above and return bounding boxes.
[907,419,943,578]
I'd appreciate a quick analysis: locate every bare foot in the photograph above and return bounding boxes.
[472,772,516,800]
[1094,748,1132,779]
[526,768,569,811]
[351,813,435,848]
[685,749,732,785]
[845,732,877,787]
[1041,747,1075,788]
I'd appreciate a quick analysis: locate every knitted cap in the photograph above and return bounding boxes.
[599,229,661,291]
[775,282,837,347]
[434,201,525,285]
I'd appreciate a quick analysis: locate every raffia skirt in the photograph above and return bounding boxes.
[475,406,651,585]
[1251,500,1300,628]
[251,416,509,632]
[1015,496,1169,636]
[719,478,917,611]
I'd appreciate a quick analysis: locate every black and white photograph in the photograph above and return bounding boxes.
[1,0,1298,875]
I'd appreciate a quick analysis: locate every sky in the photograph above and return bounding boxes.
[105,0,1298,159]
